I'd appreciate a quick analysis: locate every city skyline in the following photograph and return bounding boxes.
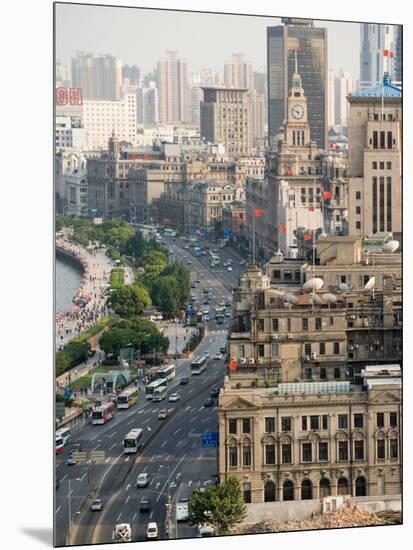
[56,3,376,81]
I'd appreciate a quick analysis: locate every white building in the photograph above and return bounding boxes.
[83,93,137,149]
[328,70,355,129]
[64,155,88,217]
[135,124,200,147]
[55,116,87,149]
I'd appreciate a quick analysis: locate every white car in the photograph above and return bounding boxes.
[227,266,233,272]
[168,392,181,402]
[214,352,222,360]
[90,499,103,511]
[176,498,189,522]
[136,473,150,488]
[146,522,158,540]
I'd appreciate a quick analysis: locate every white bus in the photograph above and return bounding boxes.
[123,428,144,454]
[191,356,207,375]
[164,228,177,237]
[208,251,220,266]
[92,401,116,425]
[152,385,167,402]
[55,427,71,454]
[145,378,168,399]
[117,387,139,409]
[155,364,176,382]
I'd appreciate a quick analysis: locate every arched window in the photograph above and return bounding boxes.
[337,477,349,496]
[283,480,294,501]
[319,478,331,498]
[355,476,367,497]
[301,479,312,500]
[264,481,276,502]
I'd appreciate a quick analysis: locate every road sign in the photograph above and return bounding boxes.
[223,229,233,238]
[90,450,105,462]
[71,451,88,461]
[201,432,219,448]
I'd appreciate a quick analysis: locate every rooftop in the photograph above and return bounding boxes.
[351,73,402,99]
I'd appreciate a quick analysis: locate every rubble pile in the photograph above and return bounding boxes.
[237,502,401,534]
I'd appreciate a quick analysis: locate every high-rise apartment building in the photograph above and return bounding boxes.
[360,23,400,88]
[157,51,190,123]
[200,87,251,157]
[267,18,328,149]
[71,52,122,100]
[224,53,254,90]
[347,75,402,240]
[328,70,355,128]
[136,83,159,125]
[122,64,141,85]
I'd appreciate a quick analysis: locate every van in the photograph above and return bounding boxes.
[198,524,214,537]
[146,522,158,539]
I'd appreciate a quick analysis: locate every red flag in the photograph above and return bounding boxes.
[304,233,312,241]
[279,223,286,233]
[390,51,394,59]
[287,167,294,176]
[229,359,237,371]
[295,46,301,52]
[328,143,334,149]
[323,191,331,200]
[255,209,264,218]
[383,49,389,56]
[308,205,315,212]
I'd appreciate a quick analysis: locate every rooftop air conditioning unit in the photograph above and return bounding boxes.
[311,352,317,360]
[287,333,293,339]
[249,358,255,364]
[240,358,247,364]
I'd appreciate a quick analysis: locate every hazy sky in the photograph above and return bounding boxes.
[56,3,364,79]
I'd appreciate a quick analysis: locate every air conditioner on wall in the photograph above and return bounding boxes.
[249,358,255,364]
[311,352,317,360]
[305,355,311,361]
[240,358,247,364]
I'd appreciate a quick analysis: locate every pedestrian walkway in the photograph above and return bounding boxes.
[56,238,115,349]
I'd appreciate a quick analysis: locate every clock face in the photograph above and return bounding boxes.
[291,104,304,119]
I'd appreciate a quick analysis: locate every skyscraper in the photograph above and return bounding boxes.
[71,52,122,100]
[157,51,190,123]
[328,69,355,128]
[360,23,400,88]
[267,18,328,149]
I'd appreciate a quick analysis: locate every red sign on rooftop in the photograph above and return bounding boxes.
[56,87,83,106]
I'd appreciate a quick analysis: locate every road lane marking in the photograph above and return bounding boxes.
[126,419,136,425]
[156,454,186,502]
[174,428,182,435]
[189,416,198,423]
[188,388,194,393]
[109,443,117,450]
[184,406,191,412]
[55,506,62,515]
[142,466,147,473]
[125,495,130,504]
[177,440,183,447]
[198,406,204,411]
[142,418,150,424]
[133,513,137,522]
[156,482,160,489]
[126,484,131,491]
[161,440,167,448]
[147,427,152,431]
[79,472,87,482]
[105,457,111,463]
[150,511,154,519]
[166,455,170,461]
[188,480,192,487]
[117,513,122,521]
[108,431,117,439]
[124,456,129,462]
[92,445,100,451]
[61,474,67,481]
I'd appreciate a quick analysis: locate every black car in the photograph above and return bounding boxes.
[204,397,214,407]
[140,497,151,513]
[219,346,227,354]
[210,388,219,398]
[180,377,189,385]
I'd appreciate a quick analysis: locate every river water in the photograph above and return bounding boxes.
[56,255,83,313]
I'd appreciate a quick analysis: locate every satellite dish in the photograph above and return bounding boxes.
[338,282,348,292]
[382,240,399,253]
[310,293,322,305]
[284,293,298,305]
[303,278,324,293]
[323,293,337,305]
[364,277,376,290]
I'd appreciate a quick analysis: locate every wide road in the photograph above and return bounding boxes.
[55,236,245,546]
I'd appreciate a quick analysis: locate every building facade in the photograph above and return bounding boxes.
[347,75,402,240]
[200,87,252,156]
[218,370,401,503]
[360,24,400,88]
[71,52,122,100]
[267,18,328,149]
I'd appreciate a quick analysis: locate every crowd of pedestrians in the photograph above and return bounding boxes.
[56,238,115,349]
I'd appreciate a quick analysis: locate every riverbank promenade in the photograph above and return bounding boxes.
[56,238,114,349]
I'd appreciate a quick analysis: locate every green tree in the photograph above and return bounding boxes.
[188,476,247,535]
[151,275,180,318]
[108,284,151,318]
[124,230,146,259]
[99,327,138,355]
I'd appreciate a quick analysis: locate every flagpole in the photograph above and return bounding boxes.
[252,209,256,266]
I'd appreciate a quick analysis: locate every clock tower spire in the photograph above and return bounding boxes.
[285,49,311,146]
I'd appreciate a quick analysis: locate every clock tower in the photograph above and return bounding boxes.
[285,69,311,146]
